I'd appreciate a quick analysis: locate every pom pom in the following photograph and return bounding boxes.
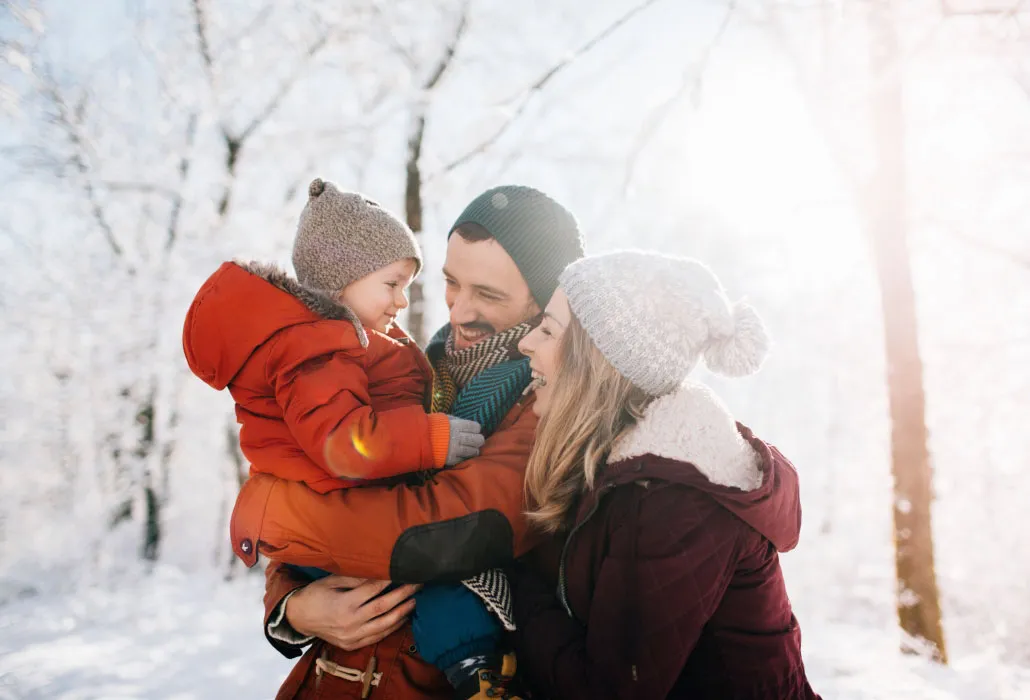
[308,178,325,198]
[703,302,769,377]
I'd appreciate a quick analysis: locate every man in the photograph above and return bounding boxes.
[230,185,584,699]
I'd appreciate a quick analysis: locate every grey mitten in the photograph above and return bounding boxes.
[446,416,485,466]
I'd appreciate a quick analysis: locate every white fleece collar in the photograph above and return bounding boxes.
[607,381,763,491]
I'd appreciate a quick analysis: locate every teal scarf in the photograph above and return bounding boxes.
[425,323,533,435]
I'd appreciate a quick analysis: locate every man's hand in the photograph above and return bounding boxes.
[284,575,419,650]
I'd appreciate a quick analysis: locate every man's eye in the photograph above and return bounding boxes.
[386,282,398,288]
[444,278,457,287]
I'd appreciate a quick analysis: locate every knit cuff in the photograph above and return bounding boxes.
[267,589,316,647]
[426,413,451,468]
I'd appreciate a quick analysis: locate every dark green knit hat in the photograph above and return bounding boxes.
[449,185,584,307]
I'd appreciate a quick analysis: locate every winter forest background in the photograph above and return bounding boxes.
[1,0,1029,698]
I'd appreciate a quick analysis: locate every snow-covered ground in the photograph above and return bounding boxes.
[0,568,1028,700]
[0,569,290,700]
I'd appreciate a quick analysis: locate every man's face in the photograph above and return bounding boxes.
[443,235,540,351]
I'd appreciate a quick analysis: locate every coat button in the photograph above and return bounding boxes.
[240,539,253,555]
[408,644,417,654]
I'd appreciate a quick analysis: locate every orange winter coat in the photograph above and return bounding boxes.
[186,261,541,699]
[264,562,452,700]
[260,391,538,700]
[183,261,450,492]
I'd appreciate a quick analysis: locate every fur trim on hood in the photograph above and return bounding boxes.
[236,260,368,347]
[608,380,763,491]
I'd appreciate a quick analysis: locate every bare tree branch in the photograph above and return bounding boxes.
[39,75,123,259]
[166,112,198,251]
[422,2,468,93]
[214,26,341,217]
[1014,70,1030,99]
[100,181,178,199]
[939,227,1030,270]
[440,0,665,174]
[621,0,736,194]
[190,0,216,86]
[370,1,418,72]
[215,4,274,62]
[131,14,187,107]
[760,2,867,209]
[236,28,333,143]
[404,1,470,345]
[939,0,1028,18]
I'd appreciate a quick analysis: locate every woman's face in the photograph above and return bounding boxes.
[518,288,572,418]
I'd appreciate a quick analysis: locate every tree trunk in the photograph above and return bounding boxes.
[221,415,248,579]
[865,0,947,664]
[404,113,427,346]
[135,389,161,562]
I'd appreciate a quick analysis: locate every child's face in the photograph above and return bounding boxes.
[339,258,418,333]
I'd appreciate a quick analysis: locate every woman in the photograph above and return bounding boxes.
[506,251,819,699]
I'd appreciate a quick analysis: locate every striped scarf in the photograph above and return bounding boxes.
[426,320,536,435]
[425,322,537,632]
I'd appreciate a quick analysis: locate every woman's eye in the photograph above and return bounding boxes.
[540,327,552,338]
[386,282,398,288]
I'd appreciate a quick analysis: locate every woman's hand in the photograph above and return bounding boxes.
[284,575,419,650]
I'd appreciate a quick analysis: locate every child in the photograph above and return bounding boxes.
[183,178,509,695]
[185,179,484,488]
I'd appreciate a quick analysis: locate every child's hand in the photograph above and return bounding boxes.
[445,417,485,466]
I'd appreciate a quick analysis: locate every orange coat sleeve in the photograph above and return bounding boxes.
[235,398,541,583]
[266,324,439,479]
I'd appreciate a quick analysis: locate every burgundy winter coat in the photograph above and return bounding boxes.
[509,382,820,700]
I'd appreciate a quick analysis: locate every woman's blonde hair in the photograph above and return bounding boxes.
[524,313,653,533]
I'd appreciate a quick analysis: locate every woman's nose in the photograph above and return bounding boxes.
[518,332,534,357]
[396,291,409,310]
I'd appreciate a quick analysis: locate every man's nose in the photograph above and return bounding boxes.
[449,293,476,326]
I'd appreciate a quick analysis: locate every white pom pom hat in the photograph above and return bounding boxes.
[558,250,769,396]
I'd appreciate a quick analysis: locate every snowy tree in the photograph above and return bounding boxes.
[864,0,947,662]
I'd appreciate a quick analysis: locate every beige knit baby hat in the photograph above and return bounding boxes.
[292,178,422,294]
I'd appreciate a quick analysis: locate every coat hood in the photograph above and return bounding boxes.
[182,261,367,390]
[603,381,802,552]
